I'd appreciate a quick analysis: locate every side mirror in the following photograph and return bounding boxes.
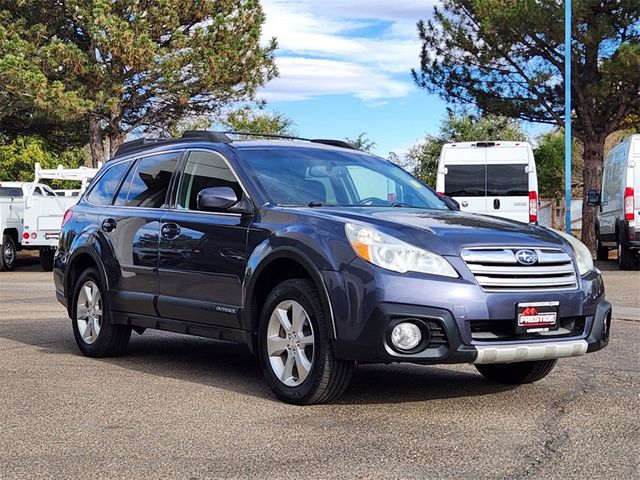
[441,195,460,211]
[197,187,239,212]
[586,190,600,207]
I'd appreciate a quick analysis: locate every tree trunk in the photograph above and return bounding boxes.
[107,130,127,159]
[88,115,106,168]
[580,136,606,252]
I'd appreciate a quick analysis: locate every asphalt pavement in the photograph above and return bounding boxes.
[1,255,638,479]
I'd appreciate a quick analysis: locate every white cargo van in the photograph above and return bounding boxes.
[590,134,640,270]
[435,141,538,223]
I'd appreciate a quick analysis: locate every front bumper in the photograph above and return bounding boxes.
[331,299,611,365]
[327,259,611,365]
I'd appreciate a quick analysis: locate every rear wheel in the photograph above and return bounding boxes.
[475,360,557,384]
[617,235,636,270]
[39,247,54,271]
[71,268,131,357]
[0,234,17,271]
[258,279,354,405]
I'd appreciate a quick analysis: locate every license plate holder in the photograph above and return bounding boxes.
[516,301,559,334]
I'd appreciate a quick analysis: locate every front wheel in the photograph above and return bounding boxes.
[258,279,354,405]
[596,233,609,261]
[475,359,557,384]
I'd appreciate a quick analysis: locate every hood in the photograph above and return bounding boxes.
[295,207,568,256]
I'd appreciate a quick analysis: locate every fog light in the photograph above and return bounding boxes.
[391,322,422,351]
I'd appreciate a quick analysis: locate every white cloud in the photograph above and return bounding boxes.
[259,0,438,103]
[260,57,412,102]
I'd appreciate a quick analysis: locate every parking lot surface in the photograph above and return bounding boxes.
[1,256,638,479]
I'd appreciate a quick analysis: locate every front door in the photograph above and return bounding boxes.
[157,150,250,328]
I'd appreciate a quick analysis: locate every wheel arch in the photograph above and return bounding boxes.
[243,248,337,352]
[2,228,19,247]
[65,247,110,315]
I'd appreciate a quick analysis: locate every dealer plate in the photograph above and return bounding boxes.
[516,301,559,334]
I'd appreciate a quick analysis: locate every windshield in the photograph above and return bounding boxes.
[238,147,448,209]
[0,187,23,197]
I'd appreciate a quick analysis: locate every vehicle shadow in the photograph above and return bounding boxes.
[1,320,514,404]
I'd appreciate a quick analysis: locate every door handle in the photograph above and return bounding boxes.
[101,218,117,232]
[161,222,181,240]
[493,199,501,209]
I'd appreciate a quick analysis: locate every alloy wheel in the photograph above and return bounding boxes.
[76,280,103,344]
[266,300,315,387]
[3,241,15,267]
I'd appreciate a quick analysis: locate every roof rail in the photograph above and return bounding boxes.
[112,130,358,159]
[223,131,358,150]
[113,137,177,158]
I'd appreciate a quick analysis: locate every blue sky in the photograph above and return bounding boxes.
[256,0,448,155]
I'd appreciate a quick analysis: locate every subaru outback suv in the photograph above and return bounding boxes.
[54,131,611,404]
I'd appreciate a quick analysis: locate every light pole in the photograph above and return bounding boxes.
[564,0,572,234]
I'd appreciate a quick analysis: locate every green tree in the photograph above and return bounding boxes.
[412,0,640,249]
[345,133,375,153]
[402,111,527,187]
[0,0,277,166]
[533,130,582,198]
[0,135,86,181]
[221,107,296,137]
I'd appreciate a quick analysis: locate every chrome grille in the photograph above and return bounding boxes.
[461,247,578,291]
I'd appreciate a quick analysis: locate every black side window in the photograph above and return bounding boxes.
[444,165,486,197]
[176,151,242,210]
[121,153,179,208]
[486,164,528,197]
[87,162,130,206]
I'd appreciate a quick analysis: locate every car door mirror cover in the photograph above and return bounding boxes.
[586,189,600,207]
[196,187,240,212]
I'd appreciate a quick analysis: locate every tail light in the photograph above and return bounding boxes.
[624,187,634,221]
[529,191,538,223]
[61,209,73,227]
[436,192,444,196]
[23,232,29,240]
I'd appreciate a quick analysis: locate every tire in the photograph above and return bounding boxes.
[71,267,131,357]
[0,234,17,271]
[596,232,609,261]
[39,247,54,271]
[617,236,636,270]
[475,359,557,384]
[258,278,354,405]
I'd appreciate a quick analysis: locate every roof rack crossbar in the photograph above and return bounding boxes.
[181,130,232,143]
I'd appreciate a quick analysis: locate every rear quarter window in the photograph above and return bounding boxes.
[86,161,131,206]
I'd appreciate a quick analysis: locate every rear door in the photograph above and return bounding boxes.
[97,152,181,317]
[443,146,487,214]
[157,149,250,329]
[484,146,530,223]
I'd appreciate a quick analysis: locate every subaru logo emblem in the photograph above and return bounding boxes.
[515,249,538,265]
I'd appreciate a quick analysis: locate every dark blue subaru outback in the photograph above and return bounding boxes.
[54,131,611,404]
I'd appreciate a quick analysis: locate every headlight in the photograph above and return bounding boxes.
[554,229,594,276]
[345,223,458,277]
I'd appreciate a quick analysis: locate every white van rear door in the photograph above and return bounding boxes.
[443,146,487,215]
[485,147,530,223]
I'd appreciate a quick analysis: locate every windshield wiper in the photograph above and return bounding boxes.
[308,202,323,207]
